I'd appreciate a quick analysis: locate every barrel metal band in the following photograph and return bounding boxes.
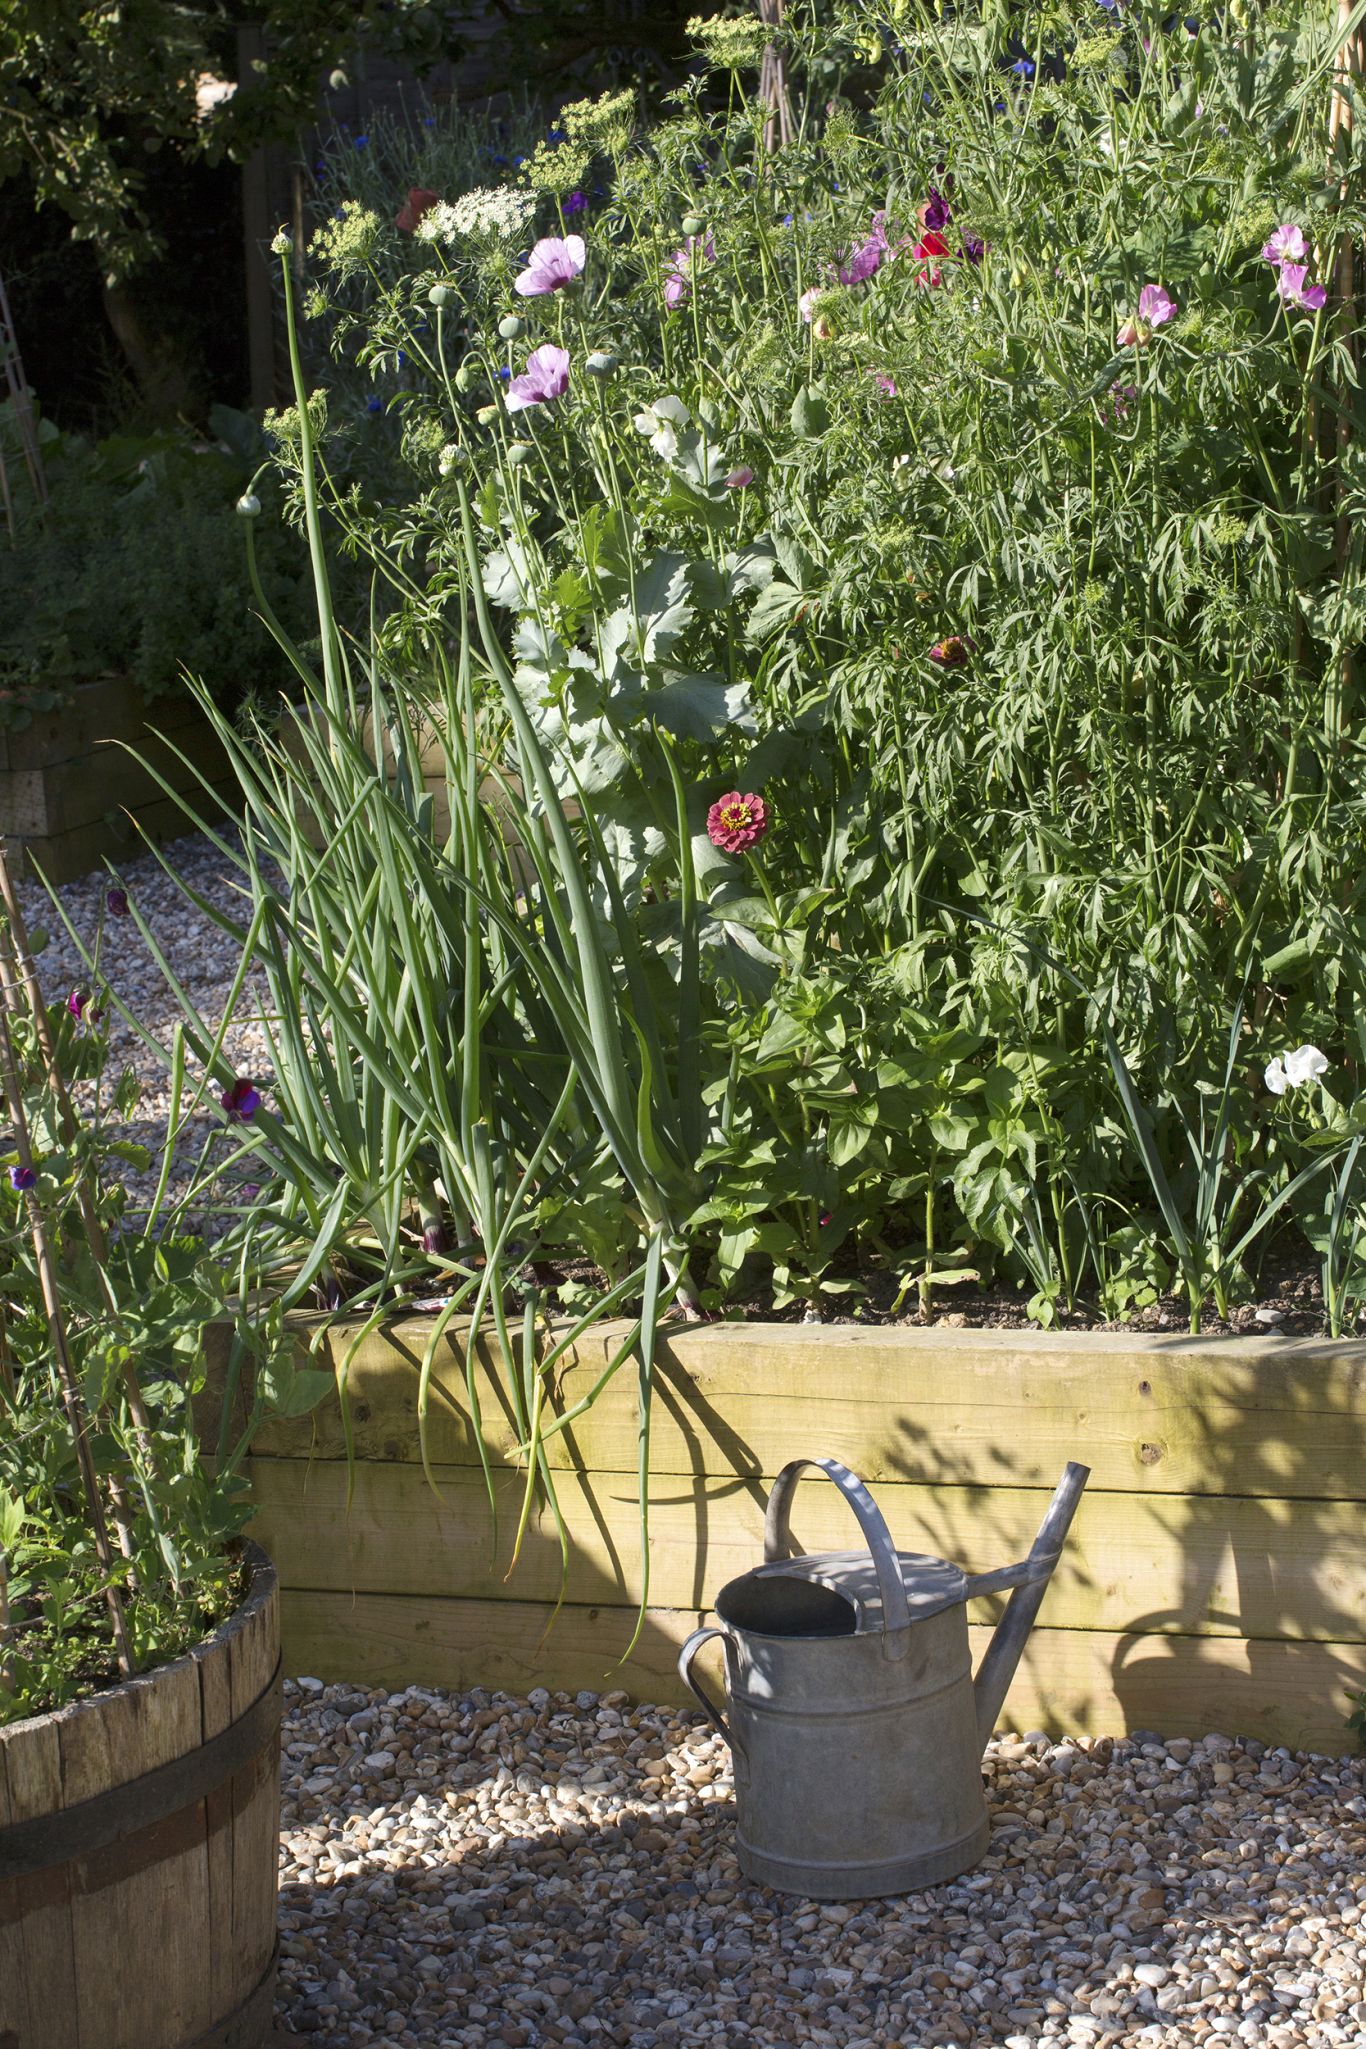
[183,1939,280,2049]
[0,1656,282,1881]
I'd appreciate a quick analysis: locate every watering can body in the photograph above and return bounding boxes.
[679,1456,1089,1899]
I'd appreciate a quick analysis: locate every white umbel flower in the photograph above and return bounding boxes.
[416,188,536,246]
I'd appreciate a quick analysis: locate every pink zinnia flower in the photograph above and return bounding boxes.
[1262,223,1307,266]
[664,234,715,308]
[505,343,570,412]
[1277,263,1326,311]
[513,234,586,296]
[395,187,439,235]
[221,1077,262,1122]
[707,791,770,854]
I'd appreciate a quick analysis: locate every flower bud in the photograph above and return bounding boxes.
[438,443,466,476]
[236,492,261,519]
[507,441,535,466]
[682,214,706,238]
[270,227,291,255]
[585,350,619,378]
[428,283,454,309]
[475,403,499,425]
[455,360,482,393]
[498,314,528,340]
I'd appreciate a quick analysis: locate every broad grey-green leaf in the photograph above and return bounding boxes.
[649,673,754,740]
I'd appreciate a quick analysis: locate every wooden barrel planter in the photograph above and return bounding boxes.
[0,1542,281,2049]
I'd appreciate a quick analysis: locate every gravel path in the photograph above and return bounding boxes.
[16,827,275,1224]
[275,1680,1366,2048]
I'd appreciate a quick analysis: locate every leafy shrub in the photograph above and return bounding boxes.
[153,0,1366,1344]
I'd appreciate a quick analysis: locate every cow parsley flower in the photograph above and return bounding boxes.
[417,188,537,245]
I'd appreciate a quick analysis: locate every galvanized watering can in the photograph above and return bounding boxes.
[678,1455,1089,1898]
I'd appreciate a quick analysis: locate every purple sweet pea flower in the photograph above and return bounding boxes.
[9,1165,36,1192]
[67,990,86,1020]
[1261,223,1307,266]
[959,234,985,265]
[663,234,715,307]
[513,234,586,296]
[221,1077,262,1122]
[106,886,129,917]
[868,369,897,398]
[922,188,952,232]
[725,466,754,489]
[1277,263,1327,311]
[836,212,888,286]
[505,343,571,412]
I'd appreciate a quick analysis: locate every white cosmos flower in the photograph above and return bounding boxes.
[633,395,690,461]
[1265,1044,1328,1095]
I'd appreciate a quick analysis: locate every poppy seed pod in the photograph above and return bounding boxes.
[455,360,482,393]
[475,403,499,425]
[586,351,619,378]
[499,314,528,339]
[428,283,454,308]
[507,441,535,466]
[682,213,706,238]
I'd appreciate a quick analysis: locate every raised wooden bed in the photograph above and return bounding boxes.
[0,1543,280,2049]
[0,676,234,884]
[227,1322,1366,1753]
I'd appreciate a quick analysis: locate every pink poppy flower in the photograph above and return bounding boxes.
[513,234,586,297]
[1277,264,1327,311]
[395,188,439,235]
[505,343,570,413]
[1261,224,1307,266]
[707,791,770,854]
[664,235,715,308]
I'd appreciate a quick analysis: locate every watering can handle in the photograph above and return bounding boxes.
[678,1626,731,1743]
[764,1457,912,1637]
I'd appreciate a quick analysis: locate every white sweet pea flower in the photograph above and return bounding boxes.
[1283,1044,1329,1087]
[1265,1044,1329,1095]
[633,395,690,461]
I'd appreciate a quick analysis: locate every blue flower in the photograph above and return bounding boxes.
[497,366,511,382]
[423,115,436,127]
[354,133,369,149]
[563,190,587,216]
[366,394,382,414]
[9,1165,35,1192]
[397,349,408,367]
[1010,57,1035,77]
[547,127,568,145]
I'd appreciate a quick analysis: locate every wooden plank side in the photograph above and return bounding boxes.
[0,1712,79,2049]
[60,1655,210,2049]
[279,1588,1366,1756]
[242,1457,1366,1647]
[0,1742,31,2046]
[226,1573,280,2018]
[192,1622,239,2032]
[237,1320,1366,1500]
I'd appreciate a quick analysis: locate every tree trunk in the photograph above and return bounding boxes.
[101,277,198,422]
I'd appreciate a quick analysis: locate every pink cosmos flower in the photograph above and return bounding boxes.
[395,187,439,235]
[707,791,770,854]
[505,343,570,412]
[513,234,586,296]
[1277,263,1327,311]
[664,235,715,308]
[1262,224,1307,266]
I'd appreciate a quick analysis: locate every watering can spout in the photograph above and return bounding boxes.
[971,1461,1090,1752]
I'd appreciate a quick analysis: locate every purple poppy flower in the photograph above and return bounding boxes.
[513,234,586,297]
[505,343,571,413]
[725,466,754,489]
[67,990,86,1020]
[221,1077,262,1122]
[9,1165,35,1192]
[663,234,715,308]
[1261,223,1307,266]
[106,886,129,918]
[1277,263,1327,311]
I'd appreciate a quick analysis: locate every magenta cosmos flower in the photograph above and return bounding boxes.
[505,344,570,413]
[1262,223,1307,265]
[1277,263,1327,311]
[514,234,586,296]
[664,235,715,308]
[221,1077,262,1122]
[707,792,770,854]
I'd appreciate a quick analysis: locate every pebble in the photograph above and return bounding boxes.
[273,1684,1366,2046]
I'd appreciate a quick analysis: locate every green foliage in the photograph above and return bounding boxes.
[0,402,310,722]
[144,1,1366,1355]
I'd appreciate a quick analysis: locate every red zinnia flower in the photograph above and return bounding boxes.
[707,791,770,854]
[395,187,439,235]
